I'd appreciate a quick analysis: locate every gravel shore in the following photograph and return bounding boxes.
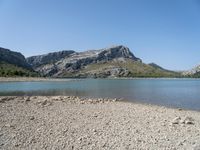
[0,96,200,150]
[0,77,76,82]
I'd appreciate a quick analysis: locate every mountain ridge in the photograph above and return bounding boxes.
[26,45,179,78]
[26,45,143,77]
[0,45,190,78]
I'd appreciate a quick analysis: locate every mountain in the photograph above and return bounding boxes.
[27,50,75,68]
[182,65,200,77]
[0,45,181,78]
[26,45,179,78]
[149,63,166,70]
[0,47,38,77]
[0,47,31,69]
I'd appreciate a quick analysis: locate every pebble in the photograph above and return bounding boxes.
[0,143,4,146]
[5,124,14,128]
[36,99,50,106]
[93,129,97,133]
[181,117,194,125]
[0,98,7,103]
[30,116,35,120]
[0,96,199,149]
[93,114,98,118]
[113,98,117,102]
[24,97,30,102]
[171,116,194,125]
[80,101,85,104]
[193,145,200,150]
[42,100,48,105]
[172,117,181,124]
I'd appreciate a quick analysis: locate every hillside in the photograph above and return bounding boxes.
[0,61,38,77]
[182,65,200,78]
[27,50,75,68]
[0,47,31,69]
[60,59,179,78]
[0,47,38,77]
[27,45,179,78]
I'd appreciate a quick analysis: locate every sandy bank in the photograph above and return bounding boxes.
[0,96,200,150]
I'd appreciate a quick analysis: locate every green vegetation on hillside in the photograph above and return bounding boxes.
[61,59,181,78]
[185,72,200,78]
[0,61,39,77]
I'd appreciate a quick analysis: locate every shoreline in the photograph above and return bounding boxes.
[0,96,200,149]
[0,77,78,82]
[0,77,199,82]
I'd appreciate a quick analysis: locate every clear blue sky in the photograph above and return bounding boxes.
[0,0,200,71]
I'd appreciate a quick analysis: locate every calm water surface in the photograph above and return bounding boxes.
[0,79,200,111]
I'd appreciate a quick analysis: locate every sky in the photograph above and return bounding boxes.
[0,0,200,71]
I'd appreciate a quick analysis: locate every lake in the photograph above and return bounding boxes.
[0,78,200,111]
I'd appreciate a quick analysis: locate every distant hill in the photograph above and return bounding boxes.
[0,47,38,77]
[26,45,179,78]
[182,64,200,78]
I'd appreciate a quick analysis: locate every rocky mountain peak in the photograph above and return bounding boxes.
[99,45,140,60]
[94,45,141,63]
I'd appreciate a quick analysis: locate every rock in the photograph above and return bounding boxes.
[0,143,4,146]
[29,116,35,120]
[80,101,85,104]
[112,98,117,102]
[171,117,181,124]
[93,114,98,118]
[36,99,52,106]
[41,100,48,105]
[93,129,97,134]
[181,117,194,125]
[193,145,200,150]
[5,124,14,128]
[0,97,7,103]
[24,97,31,102]
[14,142,21,147]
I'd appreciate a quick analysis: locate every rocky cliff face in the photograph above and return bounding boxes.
[0,47,31,70]
[27,45,142,77]
[27,50,75,68]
